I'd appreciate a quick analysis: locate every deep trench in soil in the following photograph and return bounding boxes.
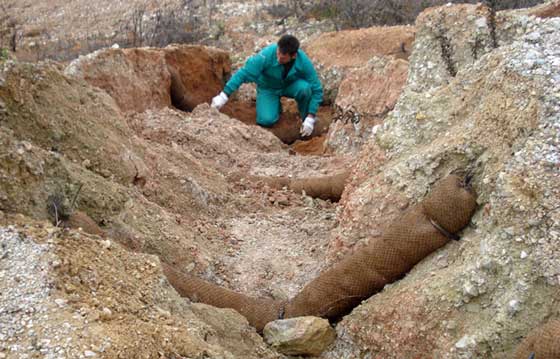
[163,81,350,332]
[43,71,348,338]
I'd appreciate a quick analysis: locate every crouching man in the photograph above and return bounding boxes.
[211,35,323,137]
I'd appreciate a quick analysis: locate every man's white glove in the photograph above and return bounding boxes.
[300,116,316,137]
[211,91,228,109]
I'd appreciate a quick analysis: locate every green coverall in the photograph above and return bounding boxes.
[223,44,323,127]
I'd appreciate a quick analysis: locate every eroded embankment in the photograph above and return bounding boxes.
[162,175,477,333]
[0,42,357,357]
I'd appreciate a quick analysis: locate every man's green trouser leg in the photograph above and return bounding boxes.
[256,79,313,127]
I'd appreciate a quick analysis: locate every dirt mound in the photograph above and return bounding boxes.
[65,47,172,113]
[527,0,560,18]
[65,44,231,114]
[0,61,145,186]
[0,215,281,358]
[324,4,560,358]
[326,57,409,155]
[303,26,415,155]
[305,25,415,106]
[306,26,415,69]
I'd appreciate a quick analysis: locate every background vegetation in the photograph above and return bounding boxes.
[0,0,547,61]
[266,0,545,29]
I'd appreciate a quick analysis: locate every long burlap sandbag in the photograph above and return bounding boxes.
[248,171,349,202]
[162,263,284,331]
[284,174,477,318]
[164,174,477,331]
[515,320,560,359]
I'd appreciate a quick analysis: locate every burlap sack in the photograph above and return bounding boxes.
[162,263,283,331]
[284,175,477,319]
[515,320,560,359]
[251,171,349,202]
[163,174,477,330]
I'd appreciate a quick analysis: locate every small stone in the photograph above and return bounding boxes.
[155,306,171,318]
[462,282,479,297]
[526,31,541,42]
[520,251,528,259]
[84,350,97,357]
[263,316,336,356]
[455,335,476,350]
[100,308,113,321]
[185,262,196,272]
[508,299,521,315]
[55,298,67,307]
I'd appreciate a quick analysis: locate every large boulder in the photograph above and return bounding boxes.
[263,317,336,356]
[325,4,560,358]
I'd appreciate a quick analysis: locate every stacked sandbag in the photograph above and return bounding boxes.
[515,320,560,359]
[164,174,477,331]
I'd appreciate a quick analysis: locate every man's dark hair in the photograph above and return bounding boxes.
[278,35,300,55]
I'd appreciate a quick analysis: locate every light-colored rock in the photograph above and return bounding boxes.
[263,316,336,356]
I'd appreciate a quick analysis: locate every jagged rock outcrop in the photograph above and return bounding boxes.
[325,4,560,358]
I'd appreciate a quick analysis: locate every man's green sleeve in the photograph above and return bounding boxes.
[224,50,268,96]
[301,52,323,115]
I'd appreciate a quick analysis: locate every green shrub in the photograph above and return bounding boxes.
[0,47,9,61]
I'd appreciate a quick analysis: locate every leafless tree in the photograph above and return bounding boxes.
[131,5,146,47]
[0,1,18,52]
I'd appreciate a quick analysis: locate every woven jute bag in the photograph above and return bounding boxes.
[515,320,560,359]
[164,174,477,331]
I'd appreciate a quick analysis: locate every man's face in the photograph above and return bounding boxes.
[277,48,296,64]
